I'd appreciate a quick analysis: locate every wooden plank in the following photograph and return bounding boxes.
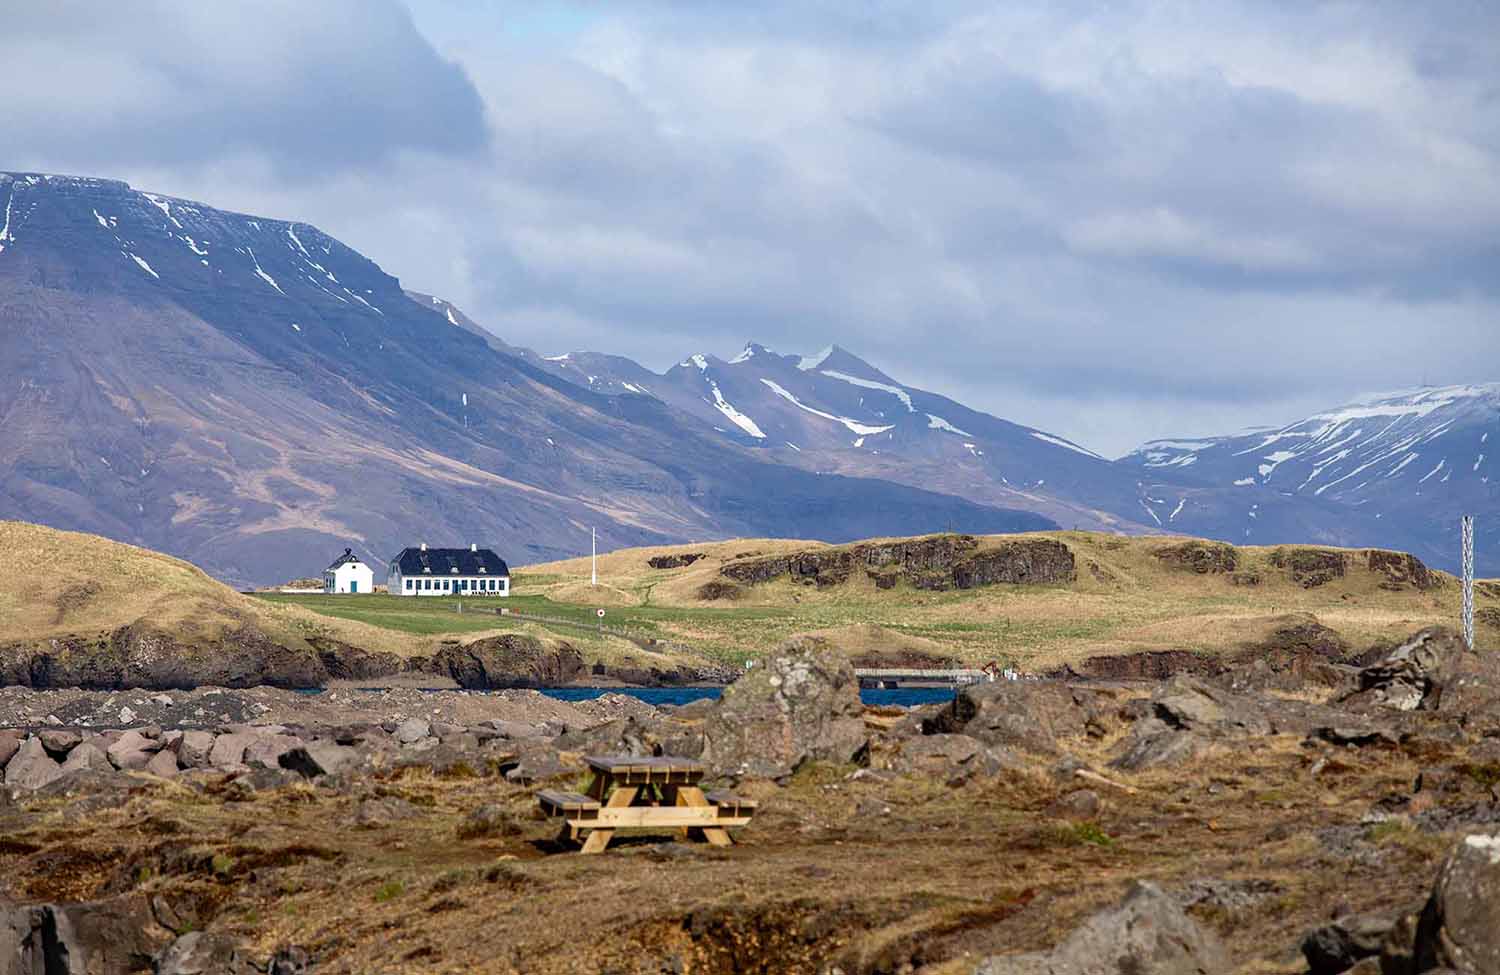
[586,755,707,775]
[537,790,601,813]
[704,790,758,811]
[593,806,723,828]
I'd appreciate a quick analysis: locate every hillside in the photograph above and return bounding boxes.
[0,172,1050,588]
[517,531,1499,669]
[0,520,706,687]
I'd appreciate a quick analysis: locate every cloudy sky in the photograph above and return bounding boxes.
[5,0,1498,455]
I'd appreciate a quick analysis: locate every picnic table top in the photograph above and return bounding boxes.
[584,754,706,775]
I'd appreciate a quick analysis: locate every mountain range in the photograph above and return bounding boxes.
[1,171,1493,584]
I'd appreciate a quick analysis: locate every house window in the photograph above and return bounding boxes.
[404,579,413,591]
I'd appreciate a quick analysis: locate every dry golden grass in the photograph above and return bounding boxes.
[518,530,1494,668]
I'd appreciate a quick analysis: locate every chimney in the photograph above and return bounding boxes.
[470,543,477,552]
[420,542,427,552]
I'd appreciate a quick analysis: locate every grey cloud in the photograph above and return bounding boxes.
[1,0,487,178]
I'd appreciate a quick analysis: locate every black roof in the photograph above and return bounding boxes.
[326,548,365,570]
[392,547,510,576]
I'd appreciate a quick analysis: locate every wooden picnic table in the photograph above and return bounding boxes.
[537,755,757,854]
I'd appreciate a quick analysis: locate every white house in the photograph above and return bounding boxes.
[323,548,374,594]
[388,542,510,597]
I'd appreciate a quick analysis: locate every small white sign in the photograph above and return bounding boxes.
[596,609,606,618]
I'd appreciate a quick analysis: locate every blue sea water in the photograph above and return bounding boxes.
[540,686,956,708]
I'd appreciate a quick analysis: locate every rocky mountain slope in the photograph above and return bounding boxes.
[1126,385,1500,573]
[0,172,1052,586]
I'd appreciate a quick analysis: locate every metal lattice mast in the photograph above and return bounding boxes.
[1462,515,1475,650]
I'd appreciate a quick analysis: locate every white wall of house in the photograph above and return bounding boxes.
[389,572,510,597]
[324,561,374,594]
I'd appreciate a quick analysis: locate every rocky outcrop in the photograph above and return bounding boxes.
[700,637,868,779]
[0,625,329,691]
[718,535,1074,593]
[647,553,705,570]
[973,880,1230,974]
[1342,627,1468,713]
[417,635,586,689]
[1271,547,1347,588]
[1154,540,1238,575]
[1366,550,1442,591]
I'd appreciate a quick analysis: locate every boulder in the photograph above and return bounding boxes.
[243,735,303,770]
[1109,720,1203,772]
[973,880,1231,974]
[4,737,65,791]
[154,930,260,975]
[393,718,432,744]
[106,729,160,771]
[174,731,216,769]
[1410,832,1500,973]
[61,740,114,774]
[0,730,21,768]
[699,637,868,779]
[925,682,1092,755]
[1343,627,1468,713]
[37,729,82,759]
[207,733,255,769]
[145,750,180,779]
[279,741,359,778]
[1302,913,1391,974]
[1152,676,1271,737]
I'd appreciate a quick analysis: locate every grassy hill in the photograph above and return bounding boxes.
[0,521,518,660]
[507,531,1497,669]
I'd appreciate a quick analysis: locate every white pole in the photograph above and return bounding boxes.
[1461,515,1474,650]
[591,526,597,587]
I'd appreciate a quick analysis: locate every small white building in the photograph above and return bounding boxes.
[323,548,374,594]
[388,542,511,597]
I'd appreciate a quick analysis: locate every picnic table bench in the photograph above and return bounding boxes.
[537,755,757,854]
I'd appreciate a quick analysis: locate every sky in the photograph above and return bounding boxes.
[4,0,1498,456]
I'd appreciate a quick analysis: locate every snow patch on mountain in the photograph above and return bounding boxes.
[707,379,766,439]
[127,253,159,278]
[1032,431,1104,459]
[761,379,893,436]
[927,414,971,436]
[821,370,914,412]
[798,346,833,371]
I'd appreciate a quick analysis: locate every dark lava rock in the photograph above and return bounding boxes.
[973,880,1231,974]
